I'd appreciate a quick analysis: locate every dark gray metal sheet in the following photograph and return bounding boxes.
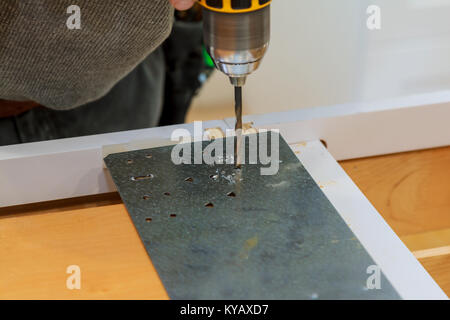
[104,133,400,299]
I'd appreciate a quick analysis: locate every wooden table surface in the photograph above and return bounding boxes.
[340,146,450,296]
[1,146,449,299]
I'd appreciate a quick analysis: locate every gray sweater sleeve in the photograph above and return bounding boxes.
[0,1,173,110]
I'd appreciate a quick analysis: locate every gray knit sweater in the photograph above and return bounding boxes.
[0,1,173,109]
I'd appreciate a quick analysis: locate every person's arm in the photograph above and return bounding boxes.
[169,0,195,11]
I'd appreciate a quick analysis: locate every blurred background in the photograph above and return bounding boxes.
[186,0,450,122]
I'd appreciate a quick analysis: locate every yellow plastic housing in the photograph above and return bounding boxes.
[197,0,271,13]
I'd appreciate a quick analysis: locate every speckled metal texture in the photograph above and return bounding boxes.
[104,133,400,299]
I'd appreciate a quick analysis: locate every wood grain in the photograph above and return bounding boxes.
[401,228,450,253]
[419,255,450,297]
[340,146,450,237]
[1,146,449,299]
[341,146,450,296]
[0,204,168,300]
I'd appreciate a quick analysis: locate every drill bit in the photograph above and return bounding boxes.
[234,86,243,168]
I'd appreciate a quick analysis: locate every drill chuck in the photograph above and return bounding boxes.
[198,0,271,86]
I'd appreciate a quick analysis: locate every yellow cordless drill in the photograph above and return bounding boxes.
[197,0,271,164]
[198,0,271,87]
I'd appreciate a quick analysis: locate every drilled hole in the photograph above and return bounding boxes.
[143,195,151,200]
[170,214,177,218]
[227,192,236,197]
[205,202,214,208]
[185,177,194,182]
[127,159,133,164]
[145,218,152,222]
[131,174,154,181]
[209,174,219,181]
[145,154,153,159]
[164,192,171,196]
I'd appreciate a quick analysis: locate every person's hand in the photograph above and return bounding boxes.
[169,0,195,11]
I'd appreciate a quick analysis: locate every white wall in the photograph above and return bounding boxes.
[361,0,450,100]
[190,0,450,117]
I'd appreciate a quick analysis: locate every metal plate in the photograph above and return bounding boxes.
[104,133,400,299]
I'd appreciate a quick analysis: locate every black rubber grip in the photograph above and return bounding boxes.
[231,0,251,9]
[206,0,223,9]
